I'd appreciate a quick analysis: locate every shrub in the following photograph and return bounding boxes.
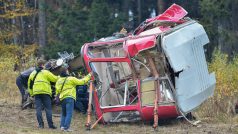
[0,44,37,104]
[198,49,238,122]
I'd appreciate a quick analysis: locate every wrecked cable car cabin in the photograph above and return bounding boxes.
[81,4,216,127]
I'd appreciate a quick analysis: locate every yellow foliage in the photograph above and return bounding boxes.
[209,50,238,99]
[0,44,38,104]
[198,50,238,120]
[0,0,34,19]
[0,1,34,43]
[0,44,38,72]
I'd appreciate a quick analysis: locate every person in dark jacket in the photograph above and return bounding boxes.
[16,67,35,106]
[75,85,88,114]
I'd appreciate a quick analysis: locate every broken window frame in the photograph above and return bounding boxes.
[89,62,138,109]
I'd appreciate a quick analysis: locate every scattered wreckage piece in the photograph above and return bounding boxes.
[81,4,216,129]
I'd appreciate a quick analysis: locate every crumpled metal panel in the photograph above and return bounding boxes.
[146,4,188,23]
[162,22,216,113]
[125,35,156,57]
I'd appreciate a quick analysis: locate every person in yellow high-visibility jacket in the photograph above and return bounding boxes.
[55,65,92,132]
[28,59,58,129]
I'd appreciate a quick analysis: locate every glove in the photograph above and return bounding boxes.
[54,95,60,106]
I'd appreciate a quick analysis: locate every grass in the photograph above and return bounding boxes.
[0,71,159,134]
[1,54,238,133]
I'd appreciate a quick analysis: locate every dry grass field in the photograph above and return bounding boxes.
[1,50,238,134]
[0,72,237,134]
[0,98,238,134]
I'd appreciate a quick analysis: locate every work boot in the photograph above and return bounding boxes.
[60,127,65,131]
[38,125,44,129]
[49,125,57,129]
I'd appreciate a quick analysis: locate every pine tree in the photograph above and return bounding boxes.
[44,0,90,58]
[199,0,237,59]
[0,0,33,45]
[88,0,112,40]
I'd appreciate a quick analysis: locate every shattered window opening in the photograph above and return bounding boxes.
[89,62,138,108]
[87,42,126,58]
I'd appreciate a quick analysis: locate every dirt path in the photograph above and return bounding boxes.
[0,102,237,134]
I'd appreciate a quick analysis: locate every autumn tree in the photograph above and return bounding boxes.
[0,0,34,45]
[200,0,238,59]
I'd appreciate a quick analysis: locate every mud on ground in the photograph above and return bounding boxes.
[0,102,238,134]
